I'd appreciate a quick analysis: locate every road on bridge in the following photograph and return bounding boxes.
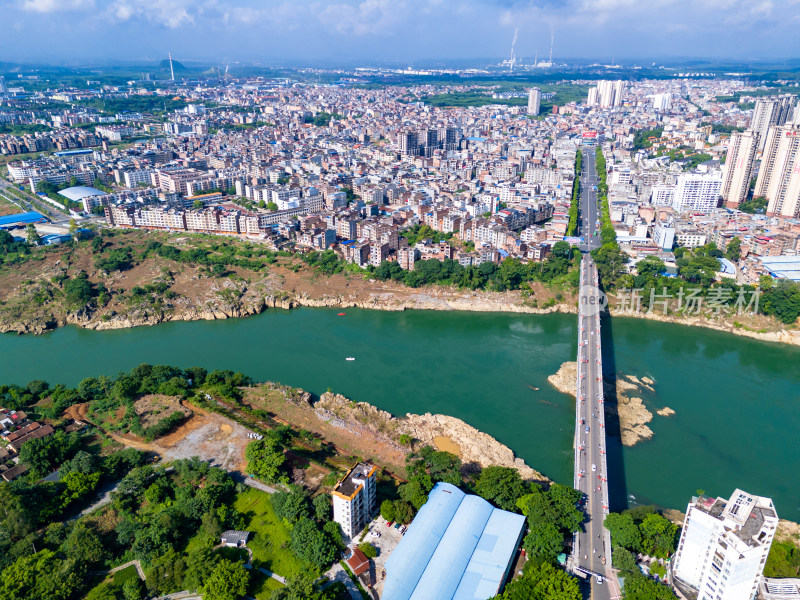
[572,144,619,600]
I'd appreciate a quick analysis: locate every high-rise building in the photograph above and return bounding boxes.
[423,128,439,157]
[652,93,672,112]
[400,131,419,157]
[672,172,723,213]
[587,87,599,107]
[0,76,8,95]
[751,96,797,152]
[721,130,759,208]
[612,80,625,107]
[755,124,800,217]
[332,462,377,538]
[440,127,458,151]
[527,88,541,115]
[587,80,624,108]
[673,488,778,600]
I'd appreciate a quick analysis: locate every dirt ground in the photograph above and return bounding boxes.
[65,400,252,474]
[243,387,408,476]
[0,197,21,217]
[134,394,192,429]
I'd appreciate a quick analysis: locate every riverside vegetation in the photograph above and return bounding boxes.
[2,196,799,342]
[4,363,800,599]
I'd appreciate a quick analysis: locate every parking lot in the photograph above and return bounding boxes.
[360,516,405,597]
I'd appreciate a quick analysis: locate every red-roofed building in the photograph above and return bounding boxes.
[347,548,370,577]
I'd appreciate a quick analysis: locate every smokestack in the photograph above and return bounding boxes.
[510,28,519,74]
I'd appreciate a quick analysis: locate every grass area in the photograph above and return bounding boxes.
[419,84,588,111]
[0,195,23,216]
[234,488,304,578]
[111,564,139,587]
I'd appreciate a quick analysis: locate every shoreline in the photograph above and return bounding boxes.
[2,284,799,348]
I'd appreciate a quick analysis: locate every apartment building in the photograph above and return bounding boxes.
[673,489,777,600]
[672,173,723,213]
[721,130,759,208]
[332,463,377,538]
[756,125,800,218]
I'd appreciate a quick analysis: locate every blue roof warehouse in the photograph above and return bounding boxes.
[382,482,526,600]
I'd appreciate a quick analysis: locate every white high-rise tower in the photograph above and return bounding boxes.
[527,88,541,116]
[169,52,175,81]
[721,130,759,208]
[673,489,777,600]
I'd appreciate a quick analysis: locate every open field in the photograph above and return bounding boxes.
[233,488,304,580]
[0,195,22,216]
[65,400,252,473]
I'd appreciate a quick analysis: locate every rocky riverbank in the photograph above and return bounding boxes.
[548,362,675,447]
[314,392,548,483]
[0,285,573,335]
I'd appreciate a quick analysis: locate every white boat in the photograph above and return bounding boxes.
[346,357,356,361]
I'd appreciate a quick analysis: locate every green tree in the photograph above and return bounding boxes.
[358,542,377,559]
[551,240,572,260]
[0,550,82,600]
[63,271,94,306]
[380,499,397,522]
[394,501,414,524]
[271,488,311,524]
[245,436,286,483]
[639,513,678,558]
[762,280,800,324]
[475,466,528,512]
[493,561,581,600]
[612,547,638,573]
[26,224,41,246]
[266,201,278,211]
[523,522,563,561]
[592,243,629,289]
[312,494,331,522]
[623,572,677,600]
[61,522,106,566]
[19,431,80,477]
[725,237,742,261]
[636,256,666,279]
[59,471,101,508]
[290,517,338,571]
[765,541,800,577]
[398,473,433,510]
[604,513,642,552]
[200,560,249,600]
[122,578,144,600]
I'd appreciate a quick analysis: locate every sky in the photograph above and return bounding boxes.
[1,0,798,65]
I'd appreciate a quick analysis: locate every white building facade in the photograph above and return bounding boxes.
[332,462,377,538]
[673,489,778,600]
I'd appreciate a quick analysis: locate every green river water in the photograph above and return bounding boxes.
[1,308,798,519]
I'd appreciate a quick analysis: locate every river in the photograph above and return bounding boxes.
[1,308,798,519]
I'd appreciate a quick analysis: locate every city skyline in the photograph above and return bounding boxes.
[1,0,798,64]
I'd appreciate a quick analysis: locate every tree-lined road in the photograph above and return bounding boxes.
[571,143,618,599]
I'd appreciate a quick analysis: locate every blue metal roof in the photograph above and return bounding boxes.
[383,483,526,600]
[0,211,46,227]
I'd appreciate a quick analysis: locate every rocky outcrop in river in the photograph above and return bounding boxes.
[549,361,669,447]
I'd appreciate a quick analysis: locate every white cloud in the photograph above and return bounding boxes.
[20,0,94,12]
[108,0,201,28]
[319,0,408,35]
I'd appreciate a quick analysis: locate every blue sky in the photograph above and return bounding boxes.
[1,0,798,64]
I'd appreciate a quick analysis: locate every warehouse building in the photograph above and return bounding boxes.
[382,482,526,600]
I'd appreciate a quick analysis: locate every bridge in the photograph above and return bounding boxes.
[569,146,620,599]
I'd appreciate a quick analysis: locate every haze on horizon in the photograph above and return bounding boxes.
[0,0,797,66]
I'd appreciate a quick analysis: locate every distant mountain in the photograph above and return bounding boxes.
[159,58,186,72]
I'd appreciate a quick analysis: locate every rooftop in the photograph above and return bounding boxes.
[334,462,375,499]
[58,186,106,201]
[382,482,526,600]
